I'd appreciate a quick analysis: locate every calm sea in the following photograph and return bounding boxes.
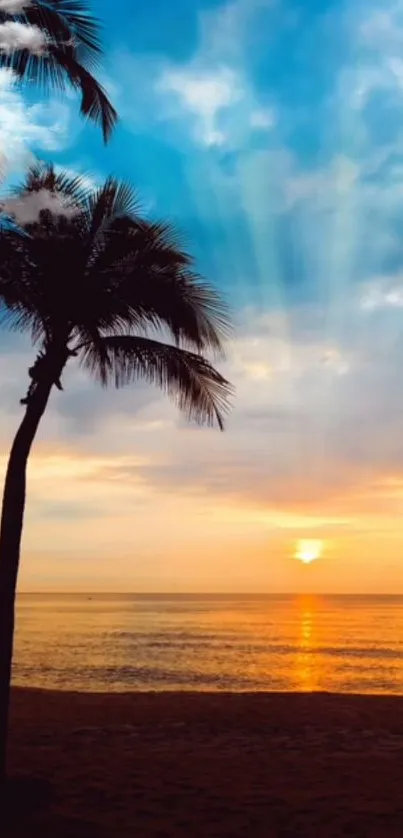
[12,593,403,694]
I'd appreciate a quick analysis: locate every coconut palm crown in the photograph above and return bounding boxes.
[1,164,232,423]
[0,0,117,140]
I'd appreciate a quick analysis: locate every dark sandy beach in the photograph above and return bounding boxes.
[5,688,403,836]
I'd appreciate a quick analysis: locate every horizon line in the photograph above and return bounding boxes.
[17,591,403,597]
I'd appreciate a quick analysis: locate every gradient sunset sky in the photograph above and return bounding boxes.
[2,0,403,593]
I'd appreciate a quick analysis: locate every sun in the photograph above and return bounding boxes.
[294,539,323,564]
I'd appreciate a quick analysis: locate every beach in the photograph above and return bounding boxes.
[6,689,403,837]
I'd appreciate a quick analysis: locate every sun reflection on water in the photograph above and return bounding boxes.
[13,593,403,694]
[295,597,321,692]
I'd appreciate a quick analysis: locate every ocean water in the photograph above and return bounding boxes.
[12,593,403,694]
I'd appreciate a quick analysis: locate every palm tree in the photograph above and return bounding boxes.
[0,164,233,781]
[0,0,117,141]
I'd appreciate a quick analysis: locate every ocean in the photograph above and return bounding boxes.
[13,593,403,694]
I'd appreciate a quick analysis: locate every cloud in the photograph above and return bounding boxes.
[0,68,70,173]
[54,165,100,192]
[157,61,277,149]
[342,0,403,115]
[111,0,403,316]
[117,0,276,150]
[1,187,79,224]
[157,65,242,147]
[0,0,402,588]
[0,21,46,55]
[2,288,403,588]
[283,156,359,212]
[155,0,277,149]
[0,295,401,524]
[359,1,403,52]
[0,0,30,11]
[1,165,102,230]
[249,108,276,129]
[359,276,403,310]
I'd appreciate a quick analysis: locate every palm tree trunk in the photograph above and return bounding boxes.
[0,377,55,783]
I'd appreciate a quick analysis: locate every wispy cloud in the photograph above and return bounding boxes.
[2,187,79,224]
[0,0,31,12]
[157,65,242,148]
[155,0,277,148]
[0,21,46,54]
[0,288,401,594]
[0,296,400,518]
[157,61,276,149]
[359,276,403,310]
[0,68,70,173]
[116,0,276,150]
[1,0,402,589]
[342,0,403,114]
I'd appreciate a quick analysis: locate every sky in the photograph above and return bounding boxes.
[1,0,403,593]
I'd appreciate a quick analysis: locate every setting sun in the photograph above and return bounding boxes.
[294,540,323,564]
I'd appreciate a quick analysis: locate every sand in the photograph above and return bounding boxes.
[5,689,403,837]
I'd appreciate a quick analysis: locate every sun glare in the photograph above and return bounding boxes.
[294,539,323,564]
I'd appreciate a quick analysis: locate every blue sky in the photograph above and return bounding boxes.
[2,0,403,591]
[67,0,403,305]
[22,0,369,302]
[7,0,403,305]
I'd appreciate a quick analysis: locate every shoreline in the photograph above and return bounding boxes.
[10,687,403,736]
[6,688,403,836]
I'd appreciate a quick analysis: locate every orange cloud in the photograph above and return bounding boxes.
[0,303,401,593]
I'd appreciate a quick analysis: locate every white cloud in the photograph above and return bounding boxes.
[0,21,46,55]
[359,3,403,51]
[2,297,398,515]
[0,68,70,173]
[249,108,276,129]
[53,162,101,193]
[2,187,79,224]
[158,66,242,147]
[151,0,277,148]
[199,0,273,61]
[156,61,276,148]
[343,0,403,112]
[0,0,30,12]
[1,163,102,225]
[283,155,359,211]
[360,277,403,310]
[114,0,276,149]
[2,288,403,572]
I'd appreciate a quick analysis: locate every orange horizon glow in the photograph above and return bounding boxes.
[8,444,403,594]
[0,387,398,594]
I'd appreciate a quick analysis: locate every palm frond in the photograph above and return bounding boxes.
[0,168,233,426]
[0,226,48,340]
[10,161,91,206]
[51,48,117,141]
[0,1,117,141]
[25,0,102,68]
[88,219,231,353]
[87,178,139,231]
[0,51,117,141]
[0,0,102,68]
[80,335,233,430]
[132,220,191,267]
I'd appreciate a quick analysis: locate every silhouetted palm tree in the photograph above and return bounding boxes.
[0,164,233,780]
[0,0,117,140]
